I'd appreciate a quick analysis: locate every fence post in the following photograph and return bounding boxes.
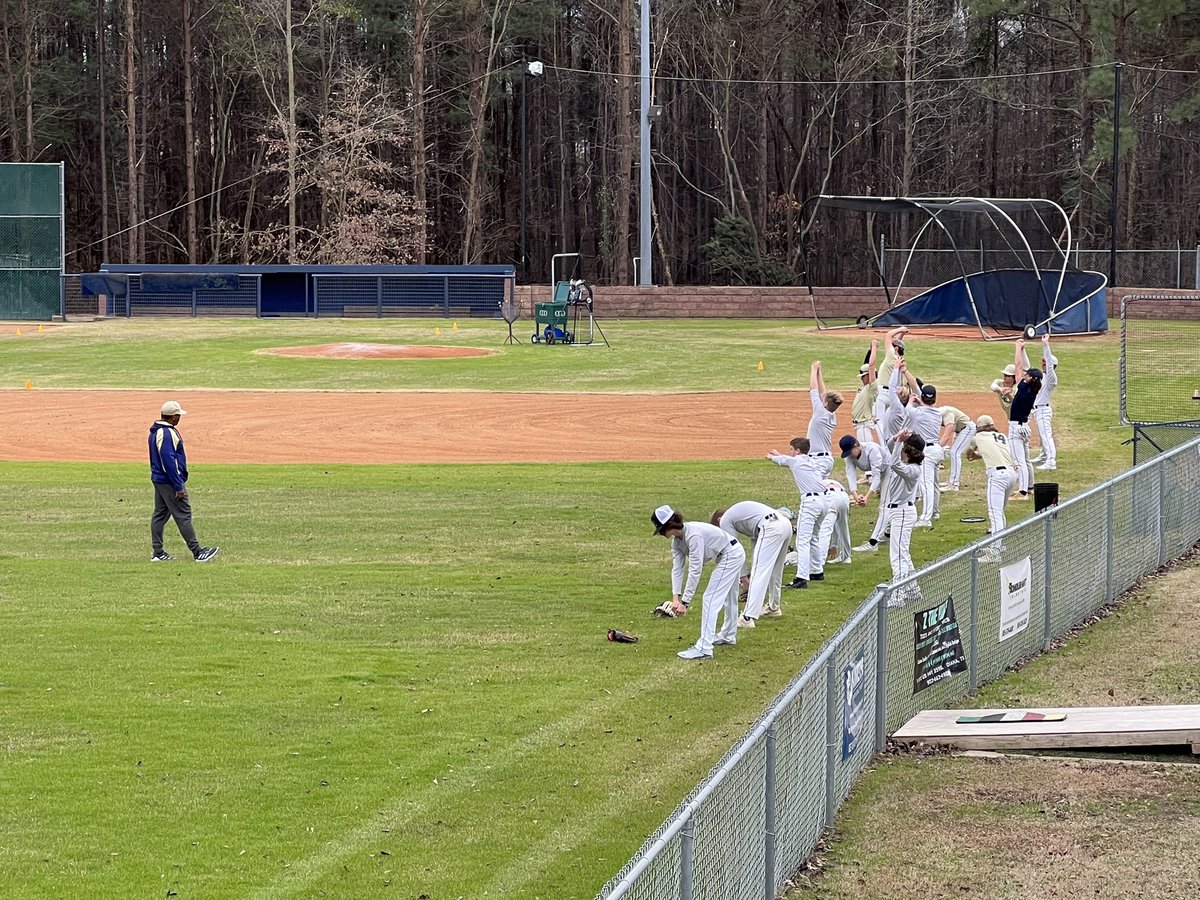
[1177,240,1183,289]
[1195,243,1199,291]
[1105,485,1116,601]
[679,814,695,900]
[874,588,889,752]
[1043,514,1054,651]
[191,288,198,317]
[824,654,838,828]
[878,233,886,286]
[443,276,451,316]
[1157,461,1168,568]
[377,276,383,318]
[255,276,262,318]
[968,553,979,693]
[763,724,777,900]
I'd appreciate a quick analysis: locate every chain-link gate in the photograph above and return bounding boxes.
[0,162,64,319]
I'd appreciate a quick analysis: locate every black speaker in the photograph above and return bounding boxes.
[1033,482,1059,513]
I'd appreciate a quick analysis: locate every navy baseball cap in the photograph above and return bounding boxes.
[839,435,858,457]
[920,384,937,402]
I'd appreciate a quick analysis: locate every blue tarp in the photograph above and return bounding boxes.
[80,273,128,297]
[874,269,1107,334]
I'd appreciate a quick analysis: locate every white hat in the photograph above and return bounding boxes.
[161,400,187,417]
[977,414,994,427]
[1001,364,1016,377]
[651,504,675,534]
[858,364,871,375]
[1050,355,1058,366]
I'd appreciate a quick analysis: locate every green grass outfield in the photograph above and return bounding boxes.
[0,318,1137,897]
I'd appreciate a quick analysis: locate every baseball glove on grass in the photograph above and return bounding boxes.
[607,629,639,643]
[653,600,678,618]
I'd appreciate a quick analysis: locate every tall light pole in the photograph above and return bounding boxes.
[520,60,543,284]
[1108,61,1123,289]
[638,1,654,286]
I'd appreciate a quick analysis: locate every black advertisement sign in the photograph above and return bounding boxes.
[912,595,967,694]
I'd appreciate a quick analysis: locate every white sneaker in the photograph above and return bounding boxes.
[737,615,756,629]
[714,636,736,646]
[1036,463,1056,471]
[938,482,958,491]
[833,555,852,564]
[762,606,783,618]
[852,542,877,553]
[914,521,933,529]
[678,647,712,660]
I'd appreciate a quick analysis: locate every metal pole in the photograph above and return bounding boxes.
[762,725,777,900]
[1157,461,1168,568]
[1109,61,1124,288]
[520,70,529,284]
[873,589,889,752]
[1194,243,1199,291]
[1105,484,1115,601]
[678,814,694,900]
[638,0,653,286]
[377,275,383,318]
[824,655,837,828]
[968,554,979,693]
[1043,514,1054,652]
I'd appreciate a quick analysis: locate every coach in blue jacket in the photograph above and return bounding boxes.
[149,400,219,563]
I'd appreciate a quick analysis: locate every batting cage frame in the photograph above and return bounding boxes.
[1119,292,1200,463]
[0,161,65,320]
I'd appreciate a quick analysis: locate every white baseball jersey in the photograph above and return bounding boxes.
[769,451,826,496]
[1035,342,1058,405]
[881,443,920,506]
[903,403,944,446]
[807,388,836,456]
[717,500,781,540]
[671,522,741,606]
[845,441,885,493]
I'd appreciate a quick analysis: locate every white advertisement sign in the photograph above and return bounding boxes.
[998,556,1032,643]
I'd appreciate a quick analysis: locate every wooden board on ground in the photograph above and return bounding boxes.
[893,705,1200,754]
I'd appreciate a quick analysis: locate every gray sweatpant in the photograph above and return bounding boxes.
[151,482,201,556]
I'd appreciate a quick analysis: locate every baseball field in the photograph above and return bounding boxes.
[0,316,1135,898]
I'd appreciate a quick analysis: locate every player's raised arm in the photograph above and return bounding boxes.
[866,341,878,384]
[1016,338,1031,372]
[811,360,826,400]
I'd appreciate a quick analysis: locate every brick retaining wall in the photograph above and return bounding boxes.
[515,285,1200,320]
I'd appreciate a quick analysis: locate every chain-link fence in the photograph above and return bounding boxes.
[598,434,1200,900]
[0,162,64,319]
[882,247,1200,291]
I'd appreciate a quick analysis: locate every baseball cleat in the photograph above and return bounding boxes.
[677,647,712,660]
[762,605,783,618]
[809,572,825,581]
[914,521,933,529]
[713,637,736,646]
[194,546,220,562]
[852,542,877,553]
[1036,463,1056,470]
[151,551,175,562]
[784,577,808,589]
[737,615,756,629]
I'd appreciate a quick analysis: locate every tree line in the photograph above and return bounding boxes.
[1,0,1197,285]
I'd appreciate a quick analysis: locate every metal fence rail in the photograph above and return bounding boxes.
[598,434,1200,900]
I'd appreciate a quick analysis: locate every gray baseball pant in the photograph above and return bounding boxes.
[151,482,201,556]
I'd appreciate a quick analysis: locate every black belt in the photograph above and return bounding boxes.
[992,466,1007,470]
[1034,404,1049,409]
[811,452,831,457]
[887,501,914,508]
[803,492,822,497]
[762,513,777,522]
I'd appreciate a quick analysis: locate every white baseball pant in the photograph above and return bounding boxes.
[817,490,852,567]
[947,423,976,487]
[916,443,944,525]
[985,466,1017,550]
[693,540,746,654]
[855,421,875,445]
[743,513,792,619]
[1009,422,1034,492]
[1033,405,1055,467]
[869,470,893,543]
[886,501,916,586]
[811,453,835,479]
[793,493,831,581]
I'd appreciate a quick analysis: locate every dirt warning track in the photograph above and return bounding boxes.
[0,389,999,464]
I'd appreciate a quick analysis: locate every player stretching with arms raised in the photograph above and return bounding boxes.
[806,360,842,478]
[965,415,1017,562]
[1032,334,1059,470]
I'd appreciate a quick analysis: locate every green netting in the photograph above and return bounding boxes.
[0,163,62,216]
[0,218,61,269]
[0,270,61,318]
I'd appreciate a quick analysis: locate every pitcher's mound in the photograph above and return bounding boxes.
[256,342,496,360]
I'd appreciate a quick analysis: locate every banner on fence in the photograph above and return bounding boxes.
[999,556,1033,643]
[913,596,967,694]
[842,649,867,760]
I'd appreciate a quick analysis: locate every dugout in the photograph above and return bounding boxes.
[89,263,514,318]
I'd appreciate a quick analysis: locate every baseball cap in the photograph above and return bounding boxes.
[977,414,994,427]
[920,384,937,402]
[839,434,858,457]
[858,363,871,375]
[1002,364,1016,377]
[161,400,187,417]
[893,339,906,353]
[776,506,794,520]
[651,504,675,534]
[1025,367,1043,379]
[1050,355,1059,366]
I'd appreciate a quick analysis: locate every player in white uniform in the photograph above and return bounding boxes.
[851,340,879,445]
[937,405,976,491]
[1032,334,1058,470]
[1007,339,1040,499]
[712,501,792,627]
[767,437,831,590]
[652,505,746,660]
[881,431,924,607]
[839,434,890,553]
[965,415,1017,562]
[806,360,842,478]
[816,478,852,567]
[896,364,945,527]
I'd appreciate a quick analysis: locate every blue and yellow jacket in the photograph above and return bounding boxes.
[149,421,189,491]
